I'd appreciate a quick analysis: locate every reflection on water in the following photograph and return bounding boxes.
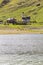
[0,34,43,65]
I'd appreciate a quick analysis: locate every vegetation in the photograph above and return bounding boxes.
[0,0,43,32]
[0,0,42,22]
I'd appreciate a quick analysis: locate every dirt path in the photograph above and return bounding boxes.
[0,29,43,34]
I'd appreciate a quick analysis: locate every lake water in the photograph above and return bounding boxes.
[0,34,43,65]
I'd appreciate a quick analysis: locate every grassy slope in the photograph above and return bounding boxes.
[0,0,43,23]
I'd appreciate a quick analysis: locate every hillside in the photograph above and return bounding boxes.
[0,0,43,23]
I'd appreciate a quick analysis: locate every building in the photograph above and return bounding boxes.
[22,12,30,24]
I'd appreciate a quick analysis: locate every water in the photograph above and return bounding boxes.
[0,34,43,65]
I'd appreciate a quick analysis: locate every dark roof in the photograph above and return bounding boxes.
[22,16,30,20]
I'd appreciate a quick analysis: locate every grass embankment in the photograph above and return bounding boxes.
[0,24,43,34]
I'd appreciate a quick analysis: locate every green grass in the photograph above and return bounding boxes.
[0,0,43,24]
[0,23,42,30]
